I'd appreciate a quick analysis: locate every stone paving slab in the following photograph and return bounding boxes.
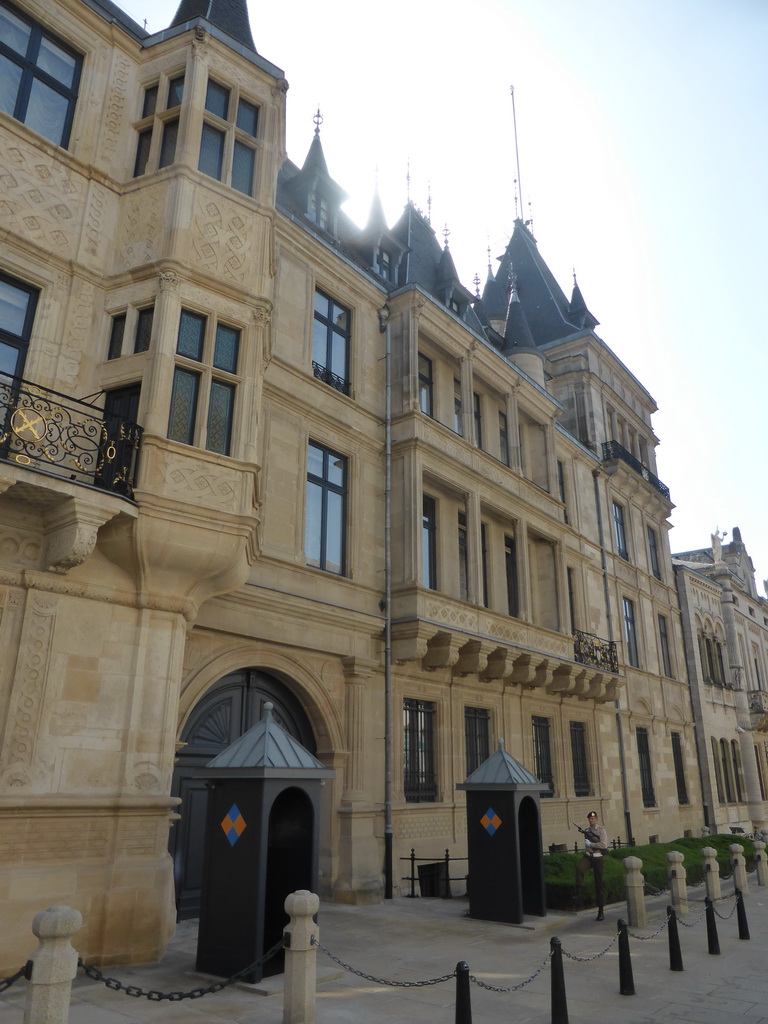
[2,886,768,1023]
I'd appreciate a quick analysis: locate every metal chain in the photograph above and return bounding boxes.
[469,950,552,993]
[77,937,284,1001]
[713,900,738,920]
[312,938,455,988]
[675,907,709,928]
[562,933,619,961]
[628,915,670,940]
[0,963,30,993]
[643,881,670,897]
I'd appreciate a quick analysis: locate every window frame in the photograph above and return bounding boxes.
[197,76,260,195]
[0,0,82,148]
[0,270,38,379]
[168,308,241,455]
[418,353,433,417]
[532,715,554,797]
[636,726,656,807]
[623,596,639,668]
[612,500,629,560]
[671,731,689,805]
[312,288,351,395]
[658,613,673,677]
[404,698,437,802]
[304,440,348,576]
[422,495,438,591]
[464,706,490,777]
[570,721,590,797]
[647,524,661,579]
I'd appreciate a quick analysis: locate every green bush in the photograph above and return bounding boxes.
[544,834,754,910]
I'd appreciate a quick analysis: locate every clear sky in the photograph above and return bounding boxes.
[123,0,768,585]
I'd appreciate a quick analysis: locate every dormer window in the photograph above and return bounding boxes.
[374,248,391,280]
[308,191,329,229]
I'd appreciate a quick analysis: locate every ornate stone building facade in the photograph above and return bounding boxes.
[674,530,768,834]
[0,0,703,970]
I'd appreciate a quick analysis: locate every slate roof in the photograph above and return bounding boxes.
[458,739,548,790]
[170,0,255,50]
[207,702,329,772]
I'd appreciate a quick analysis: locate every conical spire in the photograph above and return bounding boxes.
[502,278,535,352]
[170,0,255,50]
[365,188,388,232]
[568,272,599,329]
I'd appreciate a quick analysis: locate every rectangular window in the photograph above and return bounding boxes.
[141,83,158,118]
[480,523,489,608]
[198,122,226,179]
[169,309,240,454]
[458,511,468,601]
[671,732,689,805]
[418,354,433,416]
[647,525,661,579]
[197,77,259,194]
[558,461,569,524]
[422,495,437,590]
[305,442,347,575]
[623,597,639,668]
[473,393,482,449]
[465,706,490,776]
[158,118,179,168]
[567,567,576,633]
[0,270,38,378]
[0,1,82,147]
[133,306,153,353]
[658,614,673,677]
[505,534,519,618]
[107,313,126,361]
[404,698,437,802]
[499,411,510,466]
[133,127,152,177]
[167,74,184,107]
[612,501,629,559]
[532,716,554,796]
[453,378,462,435]
[636,726,656,807]
[570,721,590,797]
[168,367,199,444]
[312,289,350,395]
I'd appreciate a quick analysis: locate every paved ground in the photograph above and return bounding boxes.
[2,881,768,1023]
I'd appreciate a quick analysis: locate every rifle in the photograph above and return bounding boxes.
[572,821,587,834]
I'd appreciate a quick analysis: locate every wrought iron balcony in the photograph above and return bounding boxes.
[312,360,351,396]
[573,629,619,674]
[0,374,142,498]
[601,440,670,500]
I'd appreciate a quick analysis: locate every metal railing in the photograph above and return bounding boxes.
[312,360,351,396]
[573,629,619,673]
[601,440,670,500]
[0,374,142,498]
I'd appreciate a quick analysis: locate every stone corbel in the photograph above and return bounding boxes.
[422,631,462,671]
[546,664,576,695]
[481,646,513,682]
[43,496,119,573]
[453,640,492,677]
[392,621,433,665]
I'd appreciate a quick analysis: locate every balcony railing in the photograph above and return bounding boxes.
[573,629,619,674]
[312,361,351,396]
[601,440,670,500]
[0,374,142,498]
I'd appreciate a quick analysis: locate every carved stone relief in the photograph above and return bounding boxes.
[192,195,254,283]
[0,134,81,253]
[118,184,163,270]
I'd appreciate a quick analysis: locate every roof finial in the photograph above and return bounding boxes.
[525,198,533,232]
[514,177,519,219]
[406,158,411,203]
[473,272,481,297]
[487,240,492,273]
[511,85,523,222]
[442,223,450,248]
[313,107,323,136]
[427,181,432,224]
[573,267,577,286]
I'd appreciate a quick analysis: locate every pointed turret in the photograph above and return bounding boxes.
[279,115,348,237]
[568,274,599,330]
[170,0,255,50]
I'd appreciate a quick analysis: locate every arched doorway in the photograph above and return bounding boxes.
[170,668,315,918]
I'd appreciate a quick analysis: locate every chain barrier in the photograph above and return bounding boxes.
[311,937,455,988]
[643,881,671,897]
[627,914,670,941]
[673,906,708,928]
[0,963,31,993]
[78,937,284,1002]
[562,933,619,962]
[469,950,552,992]
[713,900,738,921]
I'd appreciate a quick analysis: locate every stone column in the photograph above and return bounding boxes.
[24,905,82,1024]
[505,390,522,472]
[623,856,646,928]
[730,844,748,894]
[283,890,319,1024]
[141,270,181,437]
[667,850,688,915]
[702,847,722,900]
[753,840,768,887]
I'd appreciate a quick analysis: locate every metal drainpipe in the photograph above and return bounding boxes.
[593,469,633,845]
[378,303,393,898]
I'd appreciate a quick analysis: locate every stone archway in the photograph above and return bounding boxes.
[170,668,316,918]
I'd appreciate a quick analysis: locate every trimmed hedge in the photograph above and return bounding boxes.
[544,834,755,910]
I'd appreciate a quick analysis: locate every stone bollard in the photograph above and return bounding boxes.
[667,851,688,915]
[24,905,82,1024]
[701,847,721,901]
[283,890,320,1024]
[753,841,768,887]
[730,844,748,894]
[623,856,646,929]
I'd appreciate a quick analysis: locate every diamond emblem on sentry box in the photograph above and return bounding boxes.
[221,804,247,847]
[480,808,502,836]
